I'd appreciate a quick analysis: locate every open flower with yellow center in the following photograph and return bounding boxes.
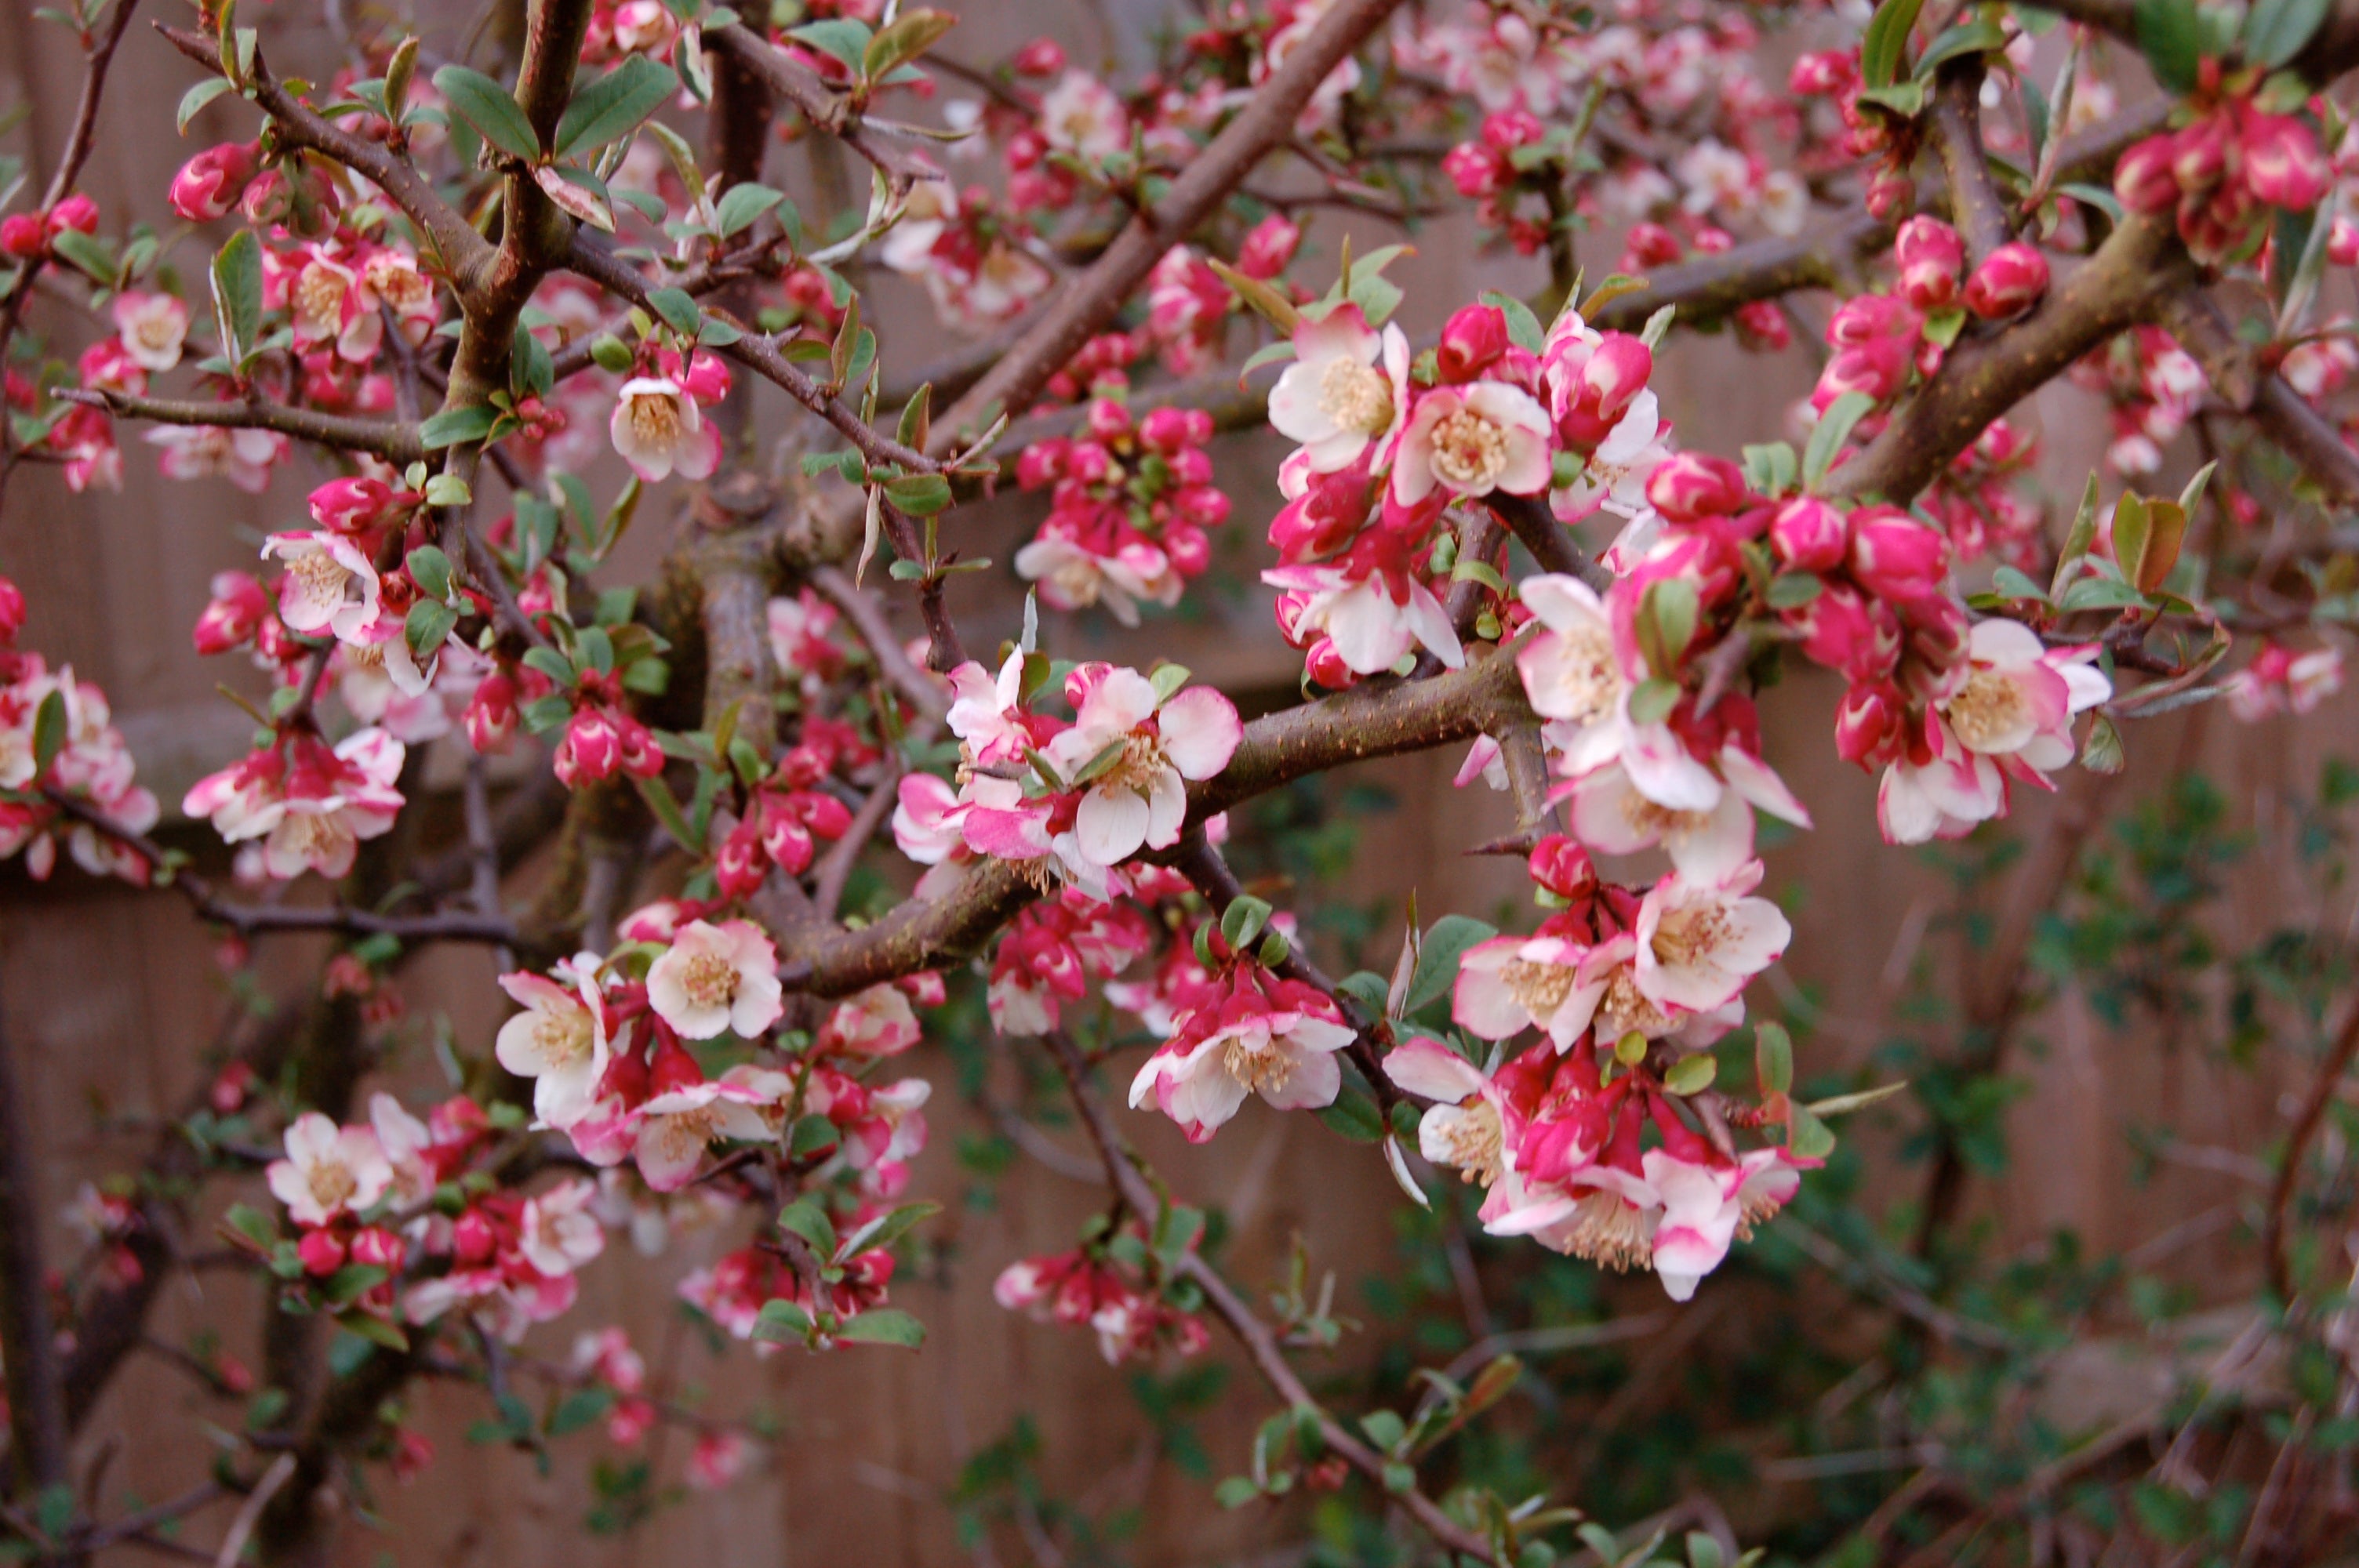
[1938,619,2108,766]
[1632,858,1790,1014]
[1391,381,1552,505]
[1038,664,1241,873]
[266,1110,394,1226]
[495,955,612,1129]
[632,1079,773,1192]
[261,530,380,644]
[111,290,188,373]
[608,375,719,484]
[1267,303,1411,473]
[648,918,785,1041]
[1383,1037,1509,1189]
[1452,927,1605,1049]
[1129,973,1354,1142]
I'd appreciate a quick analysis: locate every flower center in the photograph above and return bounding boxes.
[653,1105,720,1165]
[680,952,739,1012]
[1619,791,1710,847]
[131,315,178,354]
[1435,1101,1504,1184]
[1651,905,1732,968]
[279,811,344,862]
[296,264,347,335]
[1100,733,1169,793]
[1501,956,1578,1019]
[534,1007,593,1068]
[1562,1192,1652,1270]
[1547,626,1624,728]
[1318,356,1394,435]
[1222,1033,1293,1094]
[289,550,353,607]
[1594,965,1671,1038]
[364,256,430,310]
[308,1160,358,1210]
[1427,408,1510,491]
[1943,669,2026,750]
[626,392,684,449]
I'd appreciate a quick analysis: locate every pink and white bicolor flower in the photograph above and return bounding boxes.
[518,1178,607,1277]
[494,955,612,1129]
[1267,303,1411,473]
[1039,666,1241,871]
[609,376,720,484]
[633,1079,773,1192]
[1129,990,1355,1142]
[112,291,190,373]
[1633,858,1791,1014]
[646,919,784,1041]
[1936,619,2110,771]
[1643,1147,1802,1301]
[1877,711,2006,846]
[262,531,380,644]
[1516,575,1627,731]
[1454,929,1606,1049]
[1392,381,1553,505]
[1563,744,1812,880]
[266,1112,393,1227]
[1381,1037,1510,1194]
[1262,561,1463,674]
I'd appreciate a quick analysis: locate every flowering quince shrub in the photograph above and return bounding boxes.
[11,0,2359,1562]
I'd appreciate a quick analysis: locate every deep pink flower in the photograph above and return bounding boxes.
[1962,242,2050,320]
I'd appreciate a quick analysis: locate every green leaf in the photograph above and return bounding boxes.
[1627,675,1680,725]
[2058,574,2150,612]
[2052,472,2102,598]
[1741,441,1798,497]
[1663,1054,1717,1094]
[777,1193,837,1257]
[546,1385,614,1437]
[1477,289,1545,354]
[1208,256,1300,332]
[553,55,676,156]
[751,1298,812,1343]
[177,76,233,133]
[1805,391,1876,488]
[1857,78,1928,117]
[1754,1020,1794,1096]
[839,1200,940,1259]
[1990,564,2050,603]
[1316,1082,1385,1143]
[1214,1476,1261,1508]
[1220,895,1274,951]
[209,227,262,364]
[1405,914,1497,1015]
[433,64,541,162]
[2081,710,2126,774]
[2245,0,2329,67]
[405,598,456,658]
[835,1307,926,1348]
[1808,1080,1911,1116]
[30,688,65,777]
[787,18,871,73]
[419,404,499,449]
[632,772,703,853]
[1861,0,1928,87]
[645,285,700,336]
[336,1311,409,1351]
[48,227,113,285]
[1913,19,2009,78]
[533,162,616,233]
[1766,572,1823,610]
[405,544,454,601]
[1787,1102,1837,1160]
[1634,577,1699,675]
[862,9,954,80]
[882,472,952,516]
[2134,0,2205,95]
[714,181,785,236]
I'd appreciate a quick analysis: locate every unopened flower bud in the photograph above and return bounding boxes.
[1962,241,2050,319]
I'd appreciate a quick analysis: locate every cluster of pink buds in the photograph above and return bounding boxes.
[403,1175,609,1343]
[1012,398,1231,623]
[184,727,407,880]
[0,192,96,260]
[0,578,159,883]
[987,887,1155,1035]
[1924,416,2046,568]
[1146,213,1299,376]
[678,1241,894,1352]
[553,675,664,787]
[994,1243,1210,1364]
[2114,74,2332,263]
[2070,326,2209,476]
[715,742,857,894]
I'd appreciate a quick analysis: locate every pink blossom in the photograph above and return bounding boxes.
[609,376,719,482]
[1962,242,2050,320]
[111,292,188,373]
[1391,381,1552,505]
[1037,666,1241,871]
[1632,859,1790,1013]
[1267,305,1410,474]
[169,142,257,222]
[266,1112,393,1226]
[1129,971,1354,1141]
[646,919,783,1040]
[495,957,612,1127]
[262,530,380,643]
[148,424,285,492]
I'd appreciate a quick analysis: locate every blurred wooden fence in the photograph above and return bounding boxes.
[0,3,2345,1563]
